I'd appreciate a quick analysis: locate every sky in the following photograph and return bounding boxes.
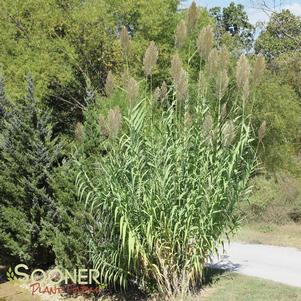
[181,0,301,24]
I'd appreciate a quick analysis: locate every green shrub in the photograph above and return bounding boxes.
[46,157,90,270]
[46,87,128,270]
[250,74,301,172]
[241,172,301,224]
[0,78,63,265]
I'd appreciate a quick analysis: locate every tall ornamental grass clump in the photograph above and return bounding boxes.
[77,98,254,295]
[76,13,263,298]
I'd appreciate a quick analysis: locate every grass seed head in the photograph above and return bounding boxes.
[219,46,230,70]
[105,71,115,97]
[175,20,188,49]
[122,69,130,87]
[159,81,169,105]
[143,41,159,76]
[198,70,207,97]
[208,47,229,76]
[236,54,250,89]
[203,114,213,139]
[242,80,250,101]
[99,107,122,138]
[171,53,183,84]
[120,26,130,54]
[107,107,122,138]
[222,120,236,147]
[98,114,108,136]
[75,122,84,143]
[216,69,229,100]
[197,26,214,60]
[208,48,220,75]
[186,1,199,31]
[175,68,189,103]
[126,76,139,105]
[221,103,227,120]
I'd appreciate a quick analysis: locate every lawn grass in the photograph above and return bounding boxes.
[1,273,301,301]
[234,223,301,250]
[202,273,301,301]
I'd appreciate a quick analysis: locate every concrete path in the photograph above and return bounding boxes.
[210,242,301,288]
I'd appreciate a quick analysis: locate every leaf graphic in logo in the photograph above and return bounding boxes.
[6,267,16,282]
[98,283,106,290]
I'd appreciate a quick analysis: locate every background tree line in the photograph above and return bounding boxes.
[0,0,300,286]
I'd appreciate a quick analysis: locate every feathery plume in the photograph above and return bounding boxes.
[175,68,189,103]
[202,114,213,141]
[236,54,250,89]
[175,20,187,49]
[171,53,183,83]
[222,120,236,147]
[120,26,130,54]
[208,47,230,76]
[216,69,229,100]
[198,70,207,97]
[160,81,168,104]
[236,54,250,101]
[98,107,122,138]
[197,26,214,60]
[107,107,122,138]
[75,122,84,144]
[252,54,266,87]
[186,1,199,31]
[126,76,139,105]
[121,69,130,87]
[242,80,250,101]
[219,47,230,70]
[208,48,220,75]
[105,71,115,97]
[258,120,267,142]
[98,115,108,136]
[221,103,227,120]
[143,41,159,76]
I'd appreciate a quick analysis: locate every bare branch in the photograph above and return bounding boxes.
[250,0,301,46]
